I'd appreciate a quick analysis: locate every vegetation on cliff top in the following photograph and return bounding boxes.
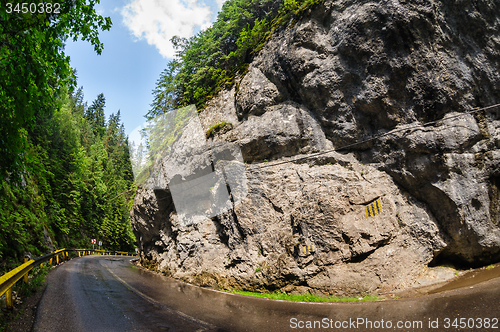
[148,0,324,118]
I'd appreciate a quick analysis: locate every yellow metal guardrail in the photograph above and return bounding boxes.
[74,249,138,257]
[0,248,138,310]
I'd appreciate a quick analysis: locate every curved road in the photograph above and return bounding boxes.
[34,255,500,331]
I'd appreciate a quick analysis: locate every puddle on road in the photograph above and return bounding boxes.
[114,255,500,303]
[427,263,500,294]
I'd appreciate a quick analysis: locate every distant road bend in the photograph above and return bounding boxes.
[33,255,500,332]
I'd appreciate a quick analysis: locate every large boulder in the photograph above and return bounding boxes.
[131,0,500,295]
[244,0,500,265]
[132,152,446,295]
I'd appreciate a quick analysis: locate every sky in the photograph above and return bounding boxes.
[64,0,227,138]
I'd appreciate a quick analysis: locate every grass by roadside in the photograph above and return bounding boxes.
[16,264,50,299]
[221,289,379,303]
[0,264,50,332]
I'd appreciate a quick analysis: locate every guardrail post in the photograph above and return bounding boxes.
[6,287,13,310]
[56,254,59,265]
[24,258,29,283]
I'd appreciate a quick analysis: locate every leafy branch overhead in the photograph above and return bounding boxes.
[148,0,324,119]
[0,0,112,181]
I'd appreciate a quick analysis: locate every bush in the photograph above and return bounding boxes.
[206,122,233,138]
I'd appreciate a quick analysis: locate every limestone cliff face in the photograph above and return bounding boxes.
[131,0,500,295]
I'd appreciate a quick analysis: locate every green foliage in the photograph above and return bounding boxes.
[206,122,233,138]
[85,93,106,138]
[0,0,112,182]
[0,89,136,265]
[0,0,138,262]
[16,264,51,298]
[148,0,324,118]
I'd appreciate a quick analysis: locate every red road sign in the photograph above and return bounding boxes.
[91,239,96,244]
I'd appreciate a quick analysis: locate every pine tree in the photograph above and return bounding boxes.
[85,93,106,138]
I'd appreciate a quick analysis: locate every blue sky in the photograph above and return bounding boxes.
[64,0,226,137]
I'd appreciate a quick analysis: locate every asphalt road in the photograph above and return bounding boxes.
[33,255,500,332]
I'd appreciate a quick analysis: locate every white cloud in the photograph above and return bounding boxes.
[121,0,213,58]
[215,0,227,10]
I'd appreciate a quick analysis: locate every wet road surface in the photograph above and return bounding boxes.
[34,255,500,331]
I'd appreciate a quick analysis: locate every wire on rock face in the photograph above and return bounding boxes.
[252,103,500,170]
[150,102,500,199]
